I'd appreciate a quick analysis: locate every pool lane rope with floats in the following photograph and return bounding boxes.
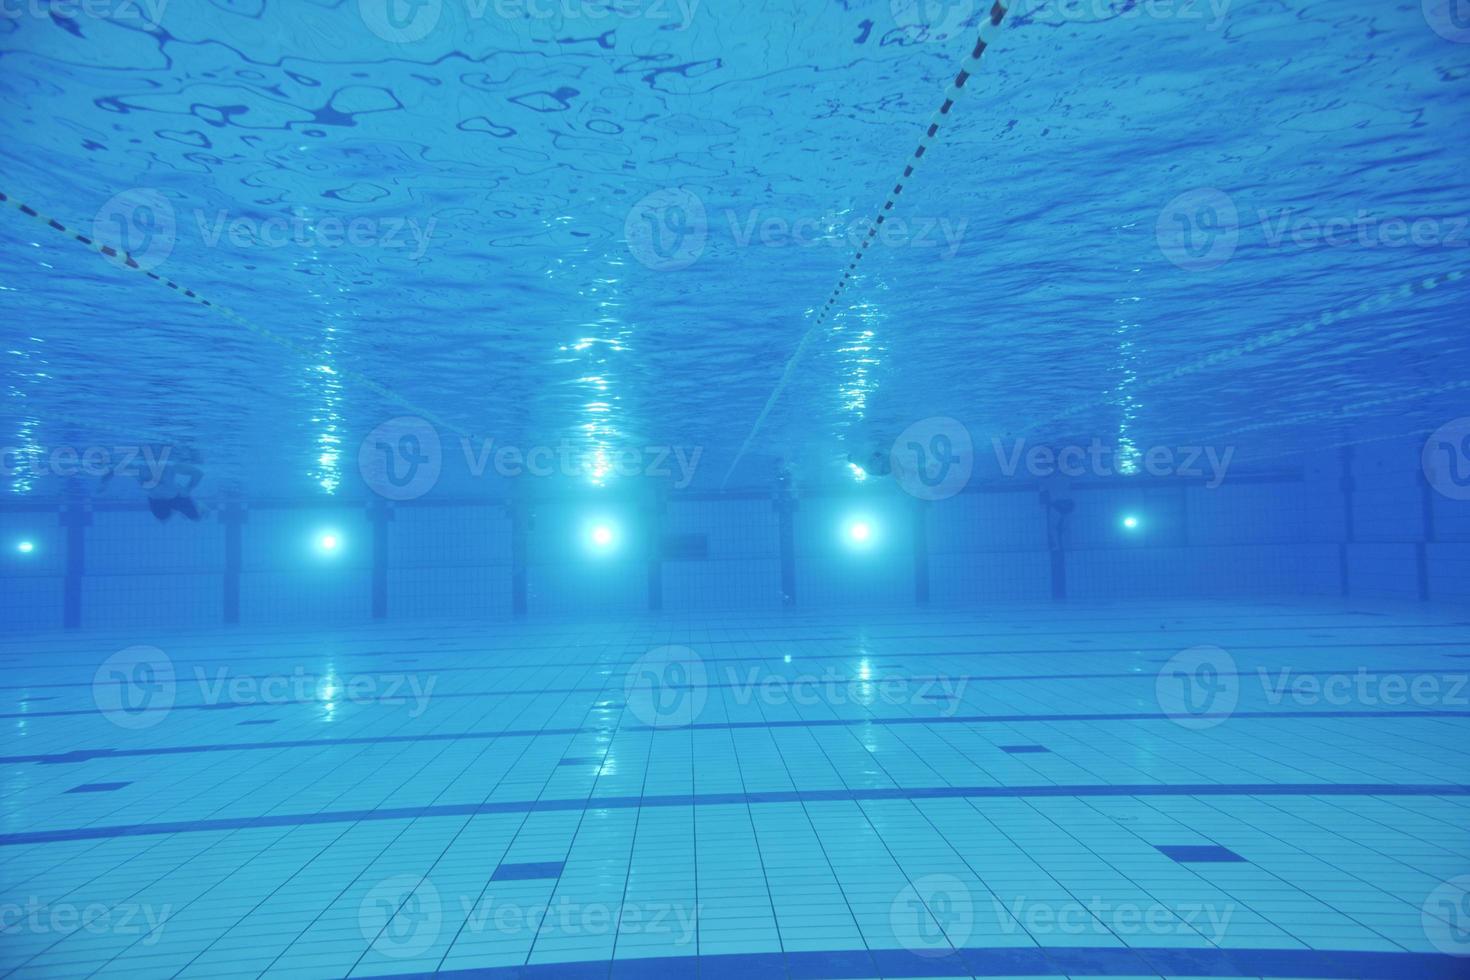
[0,189,475,441]
[720,0,1015,489]
[1014,265,1467,438]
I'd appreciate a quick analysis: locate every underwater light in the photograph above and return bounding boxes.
[590,524,616,549]
[844,518,877,549]
[315,531,343,554]
[16,540,34,554]
[1121,514,1141,531]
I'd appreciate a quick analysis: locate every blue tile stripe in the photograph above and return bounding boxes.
[9,665,1465,715]
[3,783,1467,847]
[356,945,1468,979]
[490,861,565,881]
[3,641,1461,688]
[1155,843,1247,863]
[6,710,1466,765]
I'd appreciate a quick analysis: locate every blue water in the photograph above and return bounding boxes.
[1,0,1467,497]
[3,4,1470,980]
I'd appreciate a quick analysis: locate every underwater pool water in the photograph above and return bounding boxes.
[1,1,1469,978]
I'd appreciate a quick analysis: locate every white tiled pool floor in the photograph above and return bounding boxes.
[1,600,1468,979]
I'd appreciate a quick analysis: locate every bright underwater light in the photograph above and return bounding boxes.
[590,524,615,548]
[16,540,34,555]
[844,517,877,549]
[1121,514,1141,531]
[315,530,343,554]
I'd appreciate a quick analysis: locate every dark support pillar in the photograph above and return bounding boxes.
[1179,484,1191,547]
[1050,548,1067,600]
[60,501,90,629]
[1041,487,1066,600]
[369,501,392,620]
[221,502,246,625]
[912,501,929,606]
[1338,446,1355,597]
[509,501,529,616]
[1417,466,1436,601]
[774,493,797,608]
[647,493,664,613]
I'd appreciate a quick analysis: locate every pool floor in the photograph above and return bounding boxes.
[1,601,1468,978]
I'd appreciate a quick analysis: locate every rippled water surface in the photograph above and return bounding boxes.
[1,0,1467,496]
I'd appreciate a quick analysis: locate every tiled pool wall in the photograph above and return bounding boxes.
[3,437,1468,632]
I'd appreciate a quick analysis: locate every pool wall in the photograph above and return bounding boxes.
[3,436,1467,632]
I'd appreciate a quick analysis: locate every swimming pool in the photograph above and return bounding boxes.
[1,1,1469,977]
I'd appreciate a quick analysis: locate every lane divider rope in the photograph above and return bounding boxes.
[1016,267,1466,437]
[720,0,1014,488]
[0,189,475,441]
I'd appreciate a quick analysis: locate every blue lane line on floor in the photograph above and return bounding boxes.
[359,945,1467,980]
[5,709,1467,766]
[4,636,1465,687]
[3,783,1468,847]
[10,665,1467,715]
